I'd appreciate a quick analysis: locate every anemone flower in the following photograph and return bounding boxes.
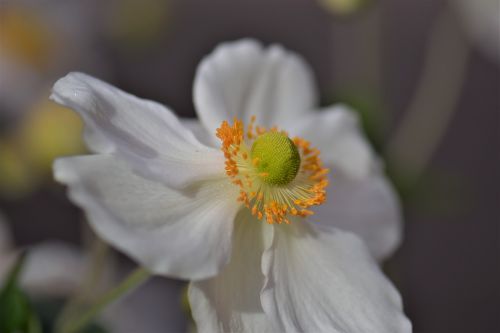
[52,39,411,332]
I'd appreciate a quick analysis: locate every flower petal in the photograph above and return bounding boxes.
[194,39,317,134]
[181,118,219,148]
[188,210,278,333]
[21,242,86,297]
[51,72,224,189]
[314,171,402,260]
[287,104,375,180]
[54,155,241,280]
[261,223,412,333]
[287,104,402,259]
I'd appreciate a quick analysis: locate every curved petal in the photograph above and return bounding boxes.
[261,223,412,333]
[188,210,277,333]
[287,104,402,260]
[194,39,317,135]
[313,171,402,261]
[287,104,375,180]
[51,72,224,189]
[181,118,219,148]
[54,155,241,280]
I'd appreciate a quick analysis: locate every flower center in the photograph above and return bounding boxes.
[216,116,328,224]
[250,132,300,186]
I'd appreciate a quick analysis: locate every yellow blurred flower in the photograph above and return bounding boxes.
[104,0,171,50]
[0,141,33,197]
[17,98,85,172]
[0,95,84,198]
[0,1,103,198]
[0,6,54,70]
[318,0,368,15]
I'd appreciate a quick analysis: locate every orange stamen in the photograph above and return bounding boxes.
[216,117,329,225]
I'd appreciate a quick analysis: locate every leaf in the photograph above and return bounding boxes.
[0,253,42,333]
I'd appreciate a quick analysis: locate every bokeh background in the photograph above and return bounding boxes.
[0,0,498,332]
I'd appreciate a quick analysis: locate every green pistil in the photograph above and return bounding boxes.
[251,132,301,186]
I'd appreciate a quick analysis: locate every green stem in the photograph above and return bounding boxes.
[55,234,110,333]
[62,267,150,333]
[385,6,469,188]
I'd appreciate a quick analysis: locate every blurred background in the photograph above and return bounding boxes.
[0,0,498,332]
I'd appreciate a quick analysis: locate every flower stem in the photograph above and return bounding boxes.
[385,6,469,188]
[54,233,110,333]
[61,267,150,333]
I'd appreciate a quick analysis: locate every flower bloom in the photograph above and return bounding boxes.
[52,39,411,332]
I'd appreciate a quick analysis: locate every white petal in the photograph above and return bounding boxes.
[313,172,402,260]
[261,223,412,333]
[0,242,85,297]
[21,242,86,297]
[188,211,278,333]
[454,0,500,64]
[51,72,224,189]
[287,104,402,260]
[54,155,241,280]
[181,118,219,148]
[194,39,317,135]
[287,104,375,180]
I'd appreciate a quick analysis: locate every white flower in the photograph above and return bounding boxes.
[52,39,411,332]
[452,0,500,65]
[0,212,86,297]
